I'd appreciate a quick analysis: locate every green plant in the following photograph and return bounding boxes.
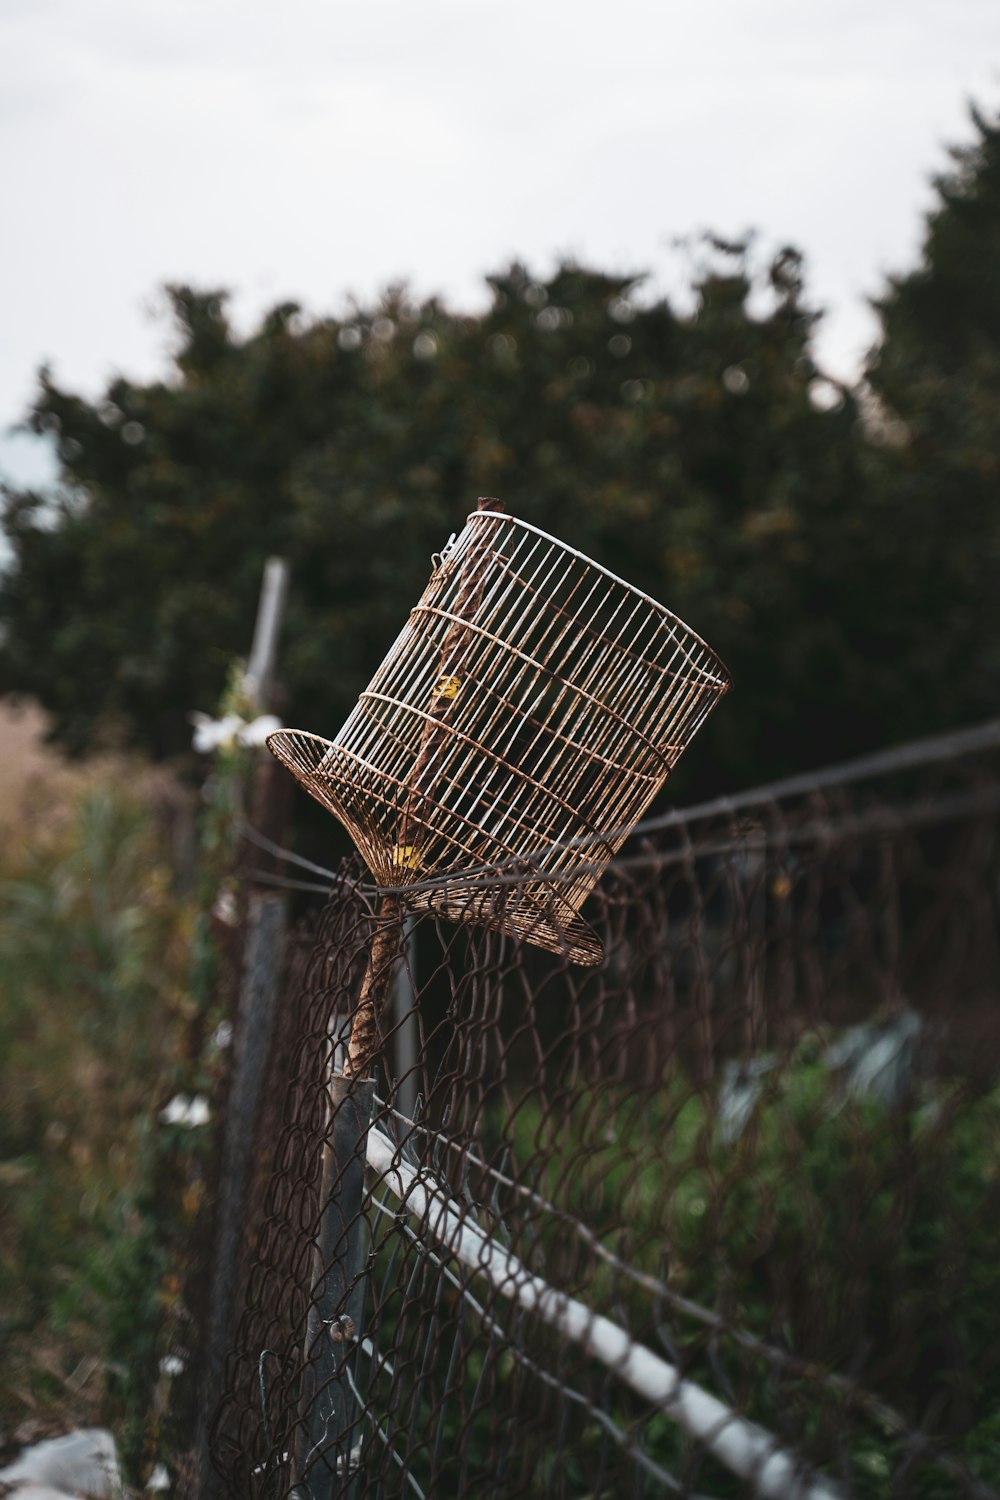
[0,778,196,1473]
[501,1047,1000,1496]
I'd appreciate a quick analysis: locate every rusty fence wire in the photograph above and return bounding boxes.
[206,722,1000,1499]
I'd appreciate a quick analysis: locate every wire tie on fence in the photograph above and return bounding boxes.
[327,1314,357,1344]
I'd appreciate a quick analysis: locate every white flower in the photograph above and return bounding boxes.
[212,888,239,927]
[188,711,283,752]
[210,1019,233,1050]
[159,1354,185,1377]
[189,711,243,753]
[237,713,283,747]
[160,1094,211,1127]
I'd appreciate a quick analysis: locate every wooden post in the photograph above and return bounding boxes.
[184,558,291,1500]
[244,556,290,712]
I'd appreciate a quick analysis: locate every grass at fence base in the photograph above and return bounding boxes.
[358,1055,1000,1497]
[500,1049,1000,1496]
[330,1012,1000,1499]
[0,780,210,1477]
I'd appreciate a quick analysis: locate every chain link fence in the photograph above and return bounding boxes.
[202,723,1000,1498]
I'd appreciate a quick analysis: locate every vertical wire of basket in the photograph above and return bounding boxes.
[270,505,730,985]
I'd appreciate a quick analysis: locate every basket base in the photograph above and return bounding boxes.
[267,728,605,966]
[405,880,604,967]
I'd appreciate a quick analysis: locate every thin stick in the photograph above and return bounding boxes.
[343,498,504,1079]
[343,895,403,1077]
[396,496,504,863]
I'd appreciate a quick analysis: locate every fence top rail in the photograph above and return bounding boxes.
[639,716,1000,833]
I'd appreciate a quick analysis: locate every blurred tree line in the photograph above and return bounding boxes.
[2,108,998,801]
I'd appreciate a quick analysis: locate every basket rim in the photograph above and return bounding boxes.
[472,510,733,691]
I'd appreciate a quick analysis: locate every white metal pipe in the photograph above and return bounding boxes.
[365,1126,844,1500]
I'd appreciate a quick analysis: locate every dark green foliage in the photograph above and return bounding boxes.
[3,111,999,798]
[361,1051,1000,1497]
[504,1054,1000,1496]
[0,785,194,1464]
[865,106,1000,743]
[872,107,1000,388]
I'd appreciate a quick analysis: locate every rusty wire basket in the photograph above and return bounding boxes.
[268,505,730,964]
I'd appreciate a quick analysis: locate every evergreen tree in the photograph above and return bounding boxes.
[863,105,1000,735]
[0,192,993,796]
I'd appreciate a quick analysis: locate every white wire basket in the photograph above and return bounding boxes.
[269,507,730,964]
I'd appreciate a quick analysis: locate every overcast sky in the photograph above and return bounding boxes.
[2,0,998,487]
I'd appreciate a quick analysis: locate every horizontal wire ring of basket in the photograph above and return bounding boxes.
[269,510,731,964]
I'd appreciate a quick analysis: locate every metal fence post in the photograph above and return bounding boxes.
[294,1074,376,1499]
[187,890,287,1499]
[392,917,419,1124]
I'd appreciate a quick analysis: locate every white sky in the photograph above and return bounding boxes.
[1,0,998,487]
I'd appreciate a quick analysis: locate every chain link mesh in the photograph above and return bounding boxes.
[207,730,1000,1499]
